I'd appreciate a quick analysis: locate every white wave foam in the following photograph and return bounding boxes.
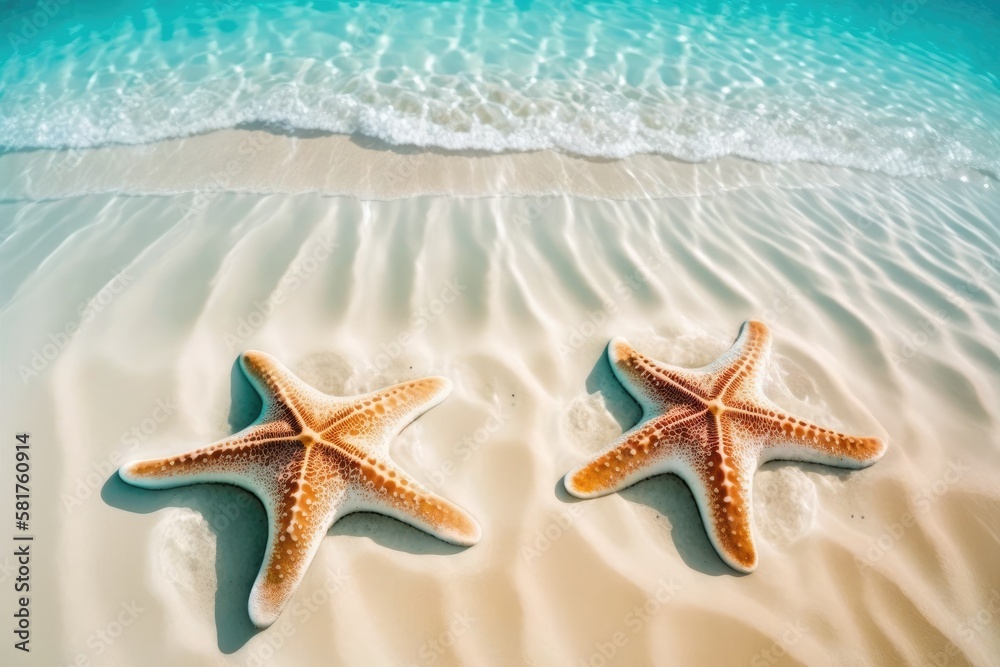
[1,0,997,179]
[1,78,996,180]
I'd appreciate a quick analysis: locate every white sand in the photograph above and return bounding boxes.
[4,128,989,202]
[0,133,998,666]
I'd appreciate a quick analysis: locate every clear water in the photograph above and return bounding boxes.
[1,0,998,178]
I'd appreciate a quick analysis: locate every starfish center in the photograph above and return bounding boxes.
[564,322,887,575]
[299,430,320,447]
[118,352,481,629]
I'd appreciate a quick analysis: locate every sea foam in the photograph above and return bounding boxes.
[0,0,997,179]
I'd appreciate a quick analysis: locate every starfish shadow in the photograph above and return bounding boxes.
[102,474,268,653]
[569,347,745,577]
[758,458,856,482]
[101,359,268,653]
[624,461,854,576]
[328,513,467,555]
[227,356,263,432]
[553,472,739,577]
[101,360,270,653]
[584,344,642,430]
[104,359,470,651]
[617,475,744,577]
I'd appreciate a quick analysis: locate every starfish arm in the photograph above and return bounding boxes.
[119,351,479,628]
[565,322,887,575]
[249,447,348,628]
[563,406,703,498]
[118,427,300,489]
[681,416,758,573]
[348,459,482,547]
[709,319,772,399]
[323,377,453,452]
[239,350,320,418]
[608,337,710,410]
[736,406,886,468]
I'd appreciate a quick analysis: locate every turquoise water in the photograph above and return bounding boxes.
[1,0,998,177]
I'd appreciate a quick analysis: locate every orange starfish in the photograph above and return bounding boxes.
[120,351,481,628]
[563,320,885,573]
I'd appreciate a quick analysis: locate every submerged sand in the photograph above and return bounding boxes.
[0,132,998,666]
[1,128,992,202]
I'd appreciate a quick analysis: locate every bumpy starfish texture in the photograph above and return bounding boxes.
[120,351,481,628]
[564,320,885,573]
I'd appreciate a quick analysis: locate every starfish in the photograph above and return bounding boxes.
[563,320,885,573]
[120,351,481,628]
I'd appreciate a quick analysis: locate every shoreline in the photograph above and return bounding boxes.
[0,129,993,203]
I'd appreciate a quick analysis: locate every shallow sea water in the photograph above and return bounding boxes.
[1,0,998,176]
[0,1,998,666]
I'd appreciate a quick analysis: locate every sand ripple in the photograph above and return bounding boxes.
[2,156,998,664]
